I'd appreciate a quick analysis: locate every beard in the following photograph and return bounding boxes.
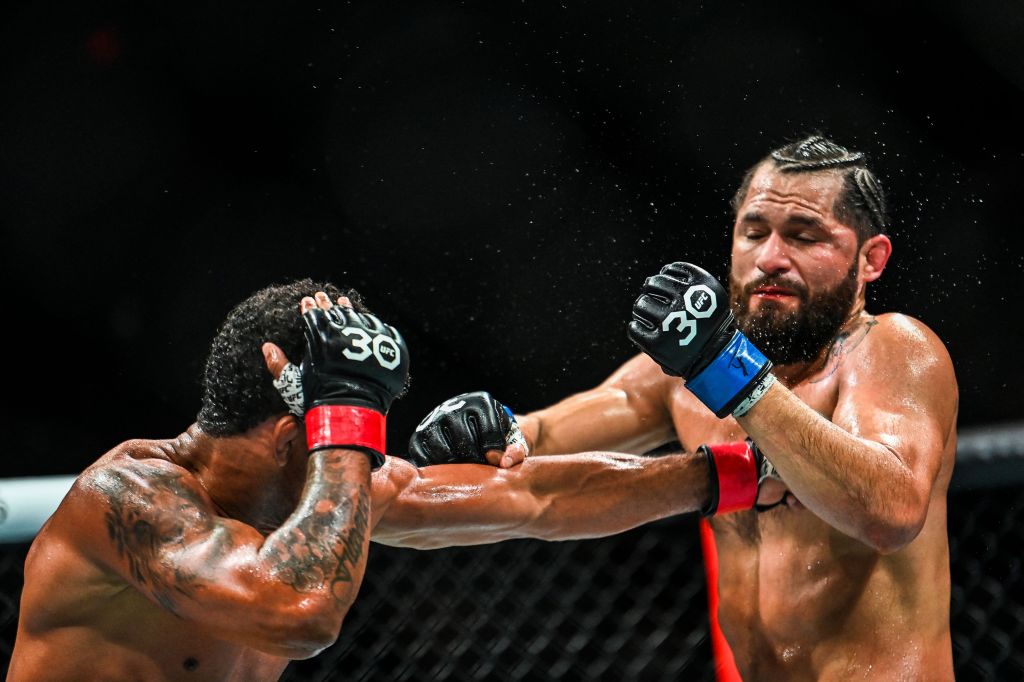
[730,261,859,366]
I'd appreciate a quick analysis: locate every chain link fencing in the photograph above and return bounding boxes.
[1,426,1022,680]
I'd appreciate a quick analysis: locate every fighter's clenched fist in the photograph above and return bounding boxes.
[628,262,775,418]
[408,391,528,467]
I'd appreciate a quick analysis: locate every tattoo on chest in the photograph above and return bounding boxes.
[103,470,210,616]
[265,476,371,602]
[809,316,878,384]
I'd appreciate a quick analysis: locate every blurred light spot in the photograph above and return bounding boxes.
[86,27,120,67]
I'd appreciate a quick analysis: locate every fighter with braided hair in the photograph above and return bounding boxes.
[412,135,959,681]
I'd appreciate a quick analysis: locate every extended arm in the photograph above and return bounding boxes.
[370,451,709,549]
[406,356,678,467]
[737,315,957,552]
[517,354,677,456]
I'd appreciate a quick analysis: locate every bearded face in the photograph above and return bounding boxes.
[730,258,858,366]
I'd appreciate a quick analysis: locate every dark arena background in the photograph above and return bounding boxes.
[2,2,1023,680]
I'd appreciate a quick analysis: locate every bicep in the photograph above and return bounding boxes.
[529,354,675,455]
[832,322,957,489]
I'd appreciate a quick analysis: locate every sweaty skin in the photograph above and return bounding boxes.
[517,165,958,681]
[9,446,713,682]
[10,293,723,682]
[10,439,373,682]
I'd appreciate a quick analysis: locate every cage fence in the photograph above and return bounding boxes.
[1,422,1022,681]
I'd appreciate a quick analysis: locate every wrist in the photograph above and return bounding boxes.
[685,330,774,418]
[517,414,541,454]
[307,445,375,474]
[305,404,386,469]
[699,441,759,516]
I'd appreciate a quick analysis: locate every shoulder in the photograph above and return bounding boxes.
[859,313,954,369]
[76,441,205,503]
[58,442,214,549]
[24,442,212,580]
[837,314,958,411]
[604,353,677,396]
[871,313,943,344]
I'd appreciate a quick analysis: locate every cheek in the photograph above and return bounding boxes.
[805,249,855,281]
[731,255,767,295]
[730,243,757,274]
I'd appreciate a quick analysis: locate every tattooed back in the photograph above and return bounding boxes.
[8,440,291,681]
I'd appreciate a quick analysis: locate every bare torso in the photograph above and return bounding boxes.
[668,314,956,681]
[9,442,289,682]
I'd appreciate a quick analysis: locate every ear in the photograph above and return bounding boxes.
[270,414,301,466]
[859,234,892,284]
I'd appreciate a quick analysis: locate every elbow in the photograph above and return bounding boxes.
[863,522,919,555]
[281,630,340,660]
[270,596,350,659]
[526,497,582,542]
[861,504,928,555]
[277,613,345,659]
[852,471,932,555]
[281,641,333,661]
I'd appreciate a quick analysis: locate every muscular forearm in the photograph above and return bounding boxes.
[739,384,925,552]
[260,449,372,619]
[522,452,709,540]
[376,452,708,549]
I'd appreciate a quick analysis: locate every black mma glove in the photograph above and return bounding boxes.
[408,391,526,466]
[699,439,784,516]
[628,262,776,418]
[300,305,409,469]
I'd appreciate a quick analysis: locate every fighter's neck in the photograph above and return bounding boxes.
[165,425,271,526]
[771,307,872,386]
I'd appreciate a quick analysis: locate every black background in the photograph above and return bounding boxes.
[2,1,1022,477]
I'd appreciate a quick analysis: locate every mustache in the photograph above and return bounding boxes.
[739,275,809,302]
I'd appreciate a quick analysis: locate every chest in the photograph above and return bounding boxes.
[667,371,840,452]
[22,541,287,681]
[664,368,868,562]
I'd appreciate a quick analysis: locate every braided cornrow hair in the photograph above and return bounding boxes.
[732,135,888,240]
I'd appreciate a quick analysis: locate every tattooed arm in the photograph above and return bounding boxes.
[72,450,371,659]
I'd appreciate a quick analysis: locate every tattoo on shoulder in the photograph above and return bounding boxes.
[810,316,878,384]
[265,477,371,603]
[99,467,212,616]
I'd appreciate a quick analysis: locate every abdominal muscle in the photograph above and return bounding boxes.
[710,490,953,681]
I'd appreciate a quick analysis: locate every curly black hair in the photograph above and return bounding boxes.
[196,279,364,436]
[731,134,888,241]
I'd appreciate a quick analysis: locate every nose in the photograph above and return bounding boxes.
[753,232,793,276]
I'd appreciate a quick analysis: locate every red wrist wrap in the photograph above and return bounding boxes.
[711,442,759,514]
[305,405,386,455]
